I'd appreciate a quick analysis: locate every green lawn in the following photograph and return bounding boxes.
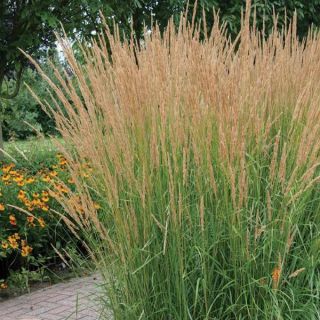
[2,137,63,171]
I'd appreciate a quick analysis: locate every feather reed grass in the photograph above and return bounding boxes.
[28,2,320,319]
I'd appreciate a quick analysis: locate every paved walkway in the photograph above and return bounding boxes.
[0,274,111,320]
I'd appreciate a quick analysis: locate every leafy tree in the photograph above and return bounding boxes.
[0,0,109,154]
[0,0,162,152]
[2,67,57,141]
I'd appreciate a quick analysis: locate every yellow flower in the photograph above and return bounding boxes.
[8,236,18,249]
[38,217,46,228]
[49,171,58,177]
[94,203,101,210]
[1,241,8,249]
[11,242,18,249]
[55,184,68,193]
[41,196,49,202]
[0,283,8,289]
[42,175,51,182]
[33,192,40,198]
[17,181,25,187]
[59,158,67,166]
[13,175,24,183]
[0,203,5,211]
[41,204,49,212]
[23,199,31,206]
[2,175,10,182]
[18,190,26,200]
[32,199,42,206]
[25,177,35,184]
[21,245,33,257]
[14,233,20,240]
[81,171,90,178]
[2,163,14,173]
[42,190,49,196]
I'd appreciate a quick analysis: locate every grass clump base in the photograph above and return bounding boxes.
[31,3,320,319]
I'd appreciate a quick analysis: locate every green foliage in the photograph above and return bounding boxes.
[2,68,57,140]
[5,267,50,294]
[0,145,77,290]
[4,138,60,172]
[0,1,103,79]
[0,138,98,292]
[176,1,320,38]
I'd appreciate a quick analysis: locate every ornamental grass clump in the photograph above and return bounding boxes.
[29,2,320,319]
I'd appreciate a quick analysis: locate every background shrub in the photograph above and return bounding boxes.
[0,141,89,290]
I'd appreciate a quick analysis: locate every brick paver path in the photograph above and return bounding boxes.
[0,274,111,320]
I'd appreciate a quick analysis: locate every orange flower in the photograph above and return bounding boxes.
[9,214,17,226]
[0,203,5,211]
[59,159,67,166]
[27,216,35,227]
